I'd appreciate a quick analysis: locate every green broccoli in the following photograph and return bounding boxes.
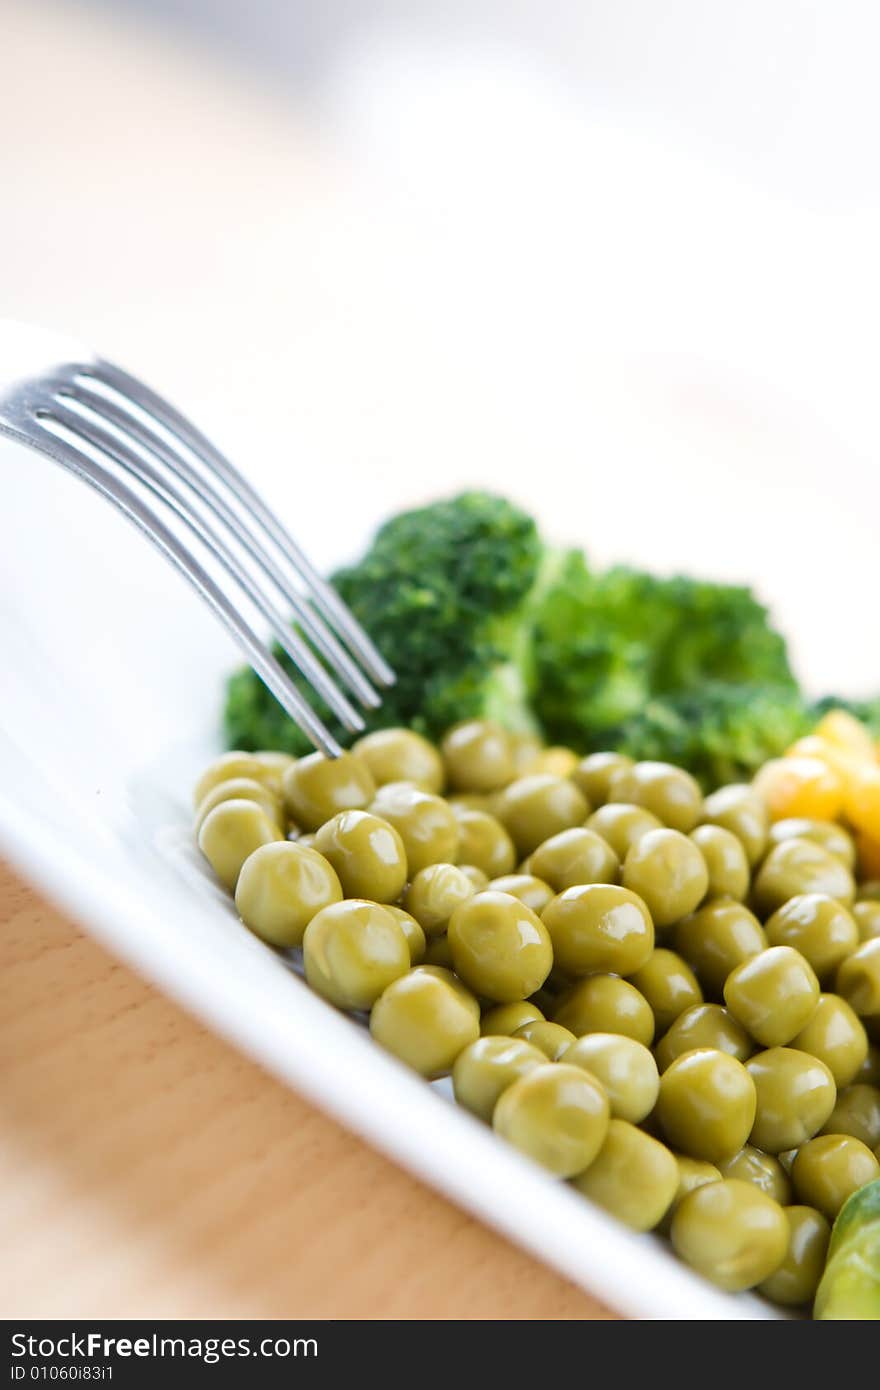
[224,492,551,755]
[223,491,813,787]
[528,550,805,784]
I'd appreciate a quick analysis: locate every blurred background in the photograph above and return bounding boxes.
[2,0,878,699]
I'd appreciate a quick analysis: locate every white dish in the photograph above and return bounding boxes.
[0,438,797,1321]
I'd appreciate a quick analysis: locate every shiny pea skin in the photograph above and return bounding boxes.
[689,824,750,901]
[607,760,703,833]
[835,938,880,1017]
[767,817,857,869]
[442,720,516,792]
[303,899,410,1010]
[792,1134,880,1220]
[194,776,281,835]
[753,839,855,918]
[448,891,553,1002]
[654,1003,753,1072]
[453,809,517,878]
[570,752,633,807]
[496,775,590,856]
[234,841,342,947]
[542,883,654,977]
[673,900,767,997]
[493,1063,610,1177]
[384,906,427,964]
[853,901,880,943]
[571,1120,678,1231]
[746,1047,837,1153]
[553,975,655,1047]
[314,810,408,902]
[282,751,376,832]
[758,1205,831,1308]
[352,727,444,793]
[723,946,820,1047]
[457,864,490,891]
[452,1035,546,1121]
[791,993,868,1088]
[369,966,480,1077]
[622,829,709,928]
[529,827,619,892]
[701,783,769,867]
[656,1049,757,1163]
[197,799,283,891]
[193,752,283,808]
[488,873,555,914]
[671,1179,788,1291]
[480,1000,545,1037]
[820,1083,880,1149]
[403,863,476,936]
[370,782,460,873]
[628,949,703,1036]
[586,803,663,860]
[717,1144,792,1205]
[512,1020,576,1061]
[765,893,860,980]
[661,1155,722,1233]
[563,1033,659,1123]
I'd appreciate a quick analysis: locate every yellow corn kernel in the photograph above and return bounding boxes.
[814,710,877,763]
[753,756,844,822]
[845,766,880,839]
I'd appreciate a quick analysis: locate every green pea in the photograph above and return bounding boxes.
[622,829,709,928]
[654,1003,753,1072]
[512,1021,576,1061]
[303,899,410,1010]
[671,1179,788,1291]
[447,891,553,1002]
[758,1206,831,1308]
[282,751,376,833]
[656,1049,757,1164]
[452,1035,546,1122]
[542,883,654,977]
[234,840,342,947]
[689,824,750,901]
[628,949,702,1036]
[493,1063,610,1177]
[792,1134,880,1221]
[553,975,655,1047]
[723,946,820,1048]
[571,1120,678,1231]
[370,966,480,1078]
[197,799,283,891]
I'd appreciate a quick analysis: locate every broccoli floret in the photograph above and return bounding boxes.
[598,683,811,788]
[529,553,802,786]
[530,554,798,743]
[224,491,814,787]
[224,492,547,755]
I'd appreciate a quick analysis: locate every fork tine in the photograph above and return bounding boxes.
[84,360,396,689]
[6,403,343,758]
[46,394,366,735]
[60,375,382,712]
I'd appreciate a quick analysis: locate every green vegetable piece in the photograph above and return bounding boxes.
[814,1177,880,1319]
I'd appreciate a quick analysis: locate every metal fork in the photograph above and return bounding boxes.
[0,320,394,757]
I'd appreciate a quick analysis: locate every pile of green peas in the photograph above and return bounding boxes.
[193,720,880,1310]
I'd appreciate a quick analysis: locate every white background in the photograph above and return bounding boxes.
[1,0,878,713]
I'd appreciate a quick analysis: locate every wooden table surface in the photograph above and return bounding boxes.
[0,860,616,1319]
